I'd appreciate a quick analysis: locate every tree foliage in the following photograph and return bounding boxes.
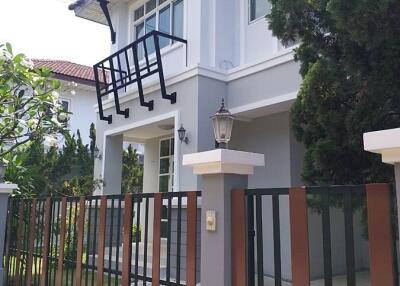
[0,43,68,157]
[122,144,143,193]
[5,124,100,197]
[268,0,400,184]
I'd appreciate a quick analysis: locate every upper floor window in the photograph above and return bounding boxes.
[134,0,184,56]
[249,0,271,22]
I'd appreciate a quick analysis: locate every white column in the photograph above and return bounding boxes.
[183,149,264,286]
[102,134,123,195]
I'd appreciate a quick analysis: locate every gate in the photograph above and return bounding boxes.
[4,191,201,286]
[232,184,398,286]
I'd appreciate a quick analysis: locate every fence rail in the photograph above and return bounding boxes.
[4,191,201,286]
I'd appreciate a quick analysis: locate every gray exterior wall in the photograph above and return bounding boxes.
[227,61,301,109]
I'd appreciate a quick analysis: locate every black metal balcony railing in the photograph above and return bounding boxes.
[93,31,187,124]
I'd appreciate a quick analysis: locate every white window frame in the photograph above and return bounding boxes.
[60,98,71,113]
[248,0,271,24]
[158,136,174,193]
[131,0,184,50]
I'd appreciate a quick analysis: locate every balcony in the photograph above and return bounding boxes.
[93,31,187,124]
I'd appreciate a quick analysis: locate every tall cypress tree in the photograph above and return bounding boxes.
[268,0,400,184]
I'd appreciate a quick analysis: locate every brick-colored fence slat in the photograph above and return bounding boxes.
[75,197,86,286]
[14,202,25,286]
[96,196,107,286]
[366,184,395,286]
[186,192,198,286]
[289,187,310,286]
[231,189,247,286]
[40,198,52,286]
[122,194,133,285]
[56,198,67,285]
[26,199,37,286]
[152,193,162,286]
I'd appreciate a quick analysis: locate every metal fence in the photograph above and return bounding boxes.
[4,191,201,286]
[232,184,399,286]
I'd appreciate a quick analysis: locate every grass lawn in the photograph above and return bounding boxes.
[6,256,121,285]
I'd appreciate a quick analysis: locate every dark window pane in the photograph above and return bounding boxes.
[136,22,145,59]
[159,0,168,4]
[160,139,170,157]
[159,6,171,48]
[145,14,156,54]
[250,0,271,21]
[145,0,156,13]
[61,100,69,112]
[159,175,169,192]
[170,138,174,155]
[173,0,183,37]
[134,6,144,21]
[160,158,170,174]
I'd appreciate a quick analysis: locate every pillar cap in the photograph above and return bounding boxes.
[364,128,400,164]
[0,183,18,194]
[183,149,265,175]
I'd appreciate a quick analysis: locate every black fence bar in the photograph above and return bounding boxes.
[255,195,264,286]
[247,194,255,286]
[343,189,356,286]
[272,194,282,286]
[321,188,333,286]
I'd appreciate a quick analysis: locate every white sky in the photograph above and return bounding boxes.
[0,0,110,66]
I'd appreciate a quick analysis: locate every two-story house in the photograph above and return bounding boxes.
[69,0,303,195]
[69,0,309,282]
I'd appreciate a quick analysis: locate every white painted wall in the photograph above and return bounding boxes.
[58,82,97,145]
[107,0,293,76]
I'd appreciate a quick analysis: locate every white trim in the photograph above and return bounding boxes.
[158,136,175,193]
[0,183,18,193]
[364,128,400,164]
[101,110,181,192]
[229,91,297,115]
[183,149,265,175]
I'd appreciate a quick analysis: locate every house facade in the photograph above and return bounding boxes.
[68,0,318,281]
[67,0,375,282]
[32,59,98,145]
[70,0,303,195]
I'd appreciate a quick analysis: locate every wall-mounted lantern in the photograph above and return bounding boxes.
[94,146,103,160]
[178,124,189,144]
[211,98,234,149]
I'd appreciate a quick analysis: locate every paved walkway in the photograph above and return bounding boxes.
[261,271,371,286]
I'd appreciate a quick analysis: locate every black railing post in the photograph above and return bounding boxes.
[132,43,154,111]
[153,33,176,104]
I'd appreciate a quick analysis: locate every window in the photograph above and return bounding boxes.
[172,0,183,38]
[158,137,174,193]
[133,0,184,57]
[249,0,271,22]
[159,137,174,238]
[61,99,70,112]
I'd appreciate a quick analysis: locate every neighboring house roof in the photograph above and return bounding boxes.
[32,59,106,86]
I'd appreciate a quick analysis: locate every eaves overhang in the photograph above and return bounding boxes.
[68,0,124,26]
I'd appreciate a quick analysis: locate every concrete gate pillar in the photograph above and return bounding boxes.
[183,149,264,286]
[364,128,400,240]
[0,183,17,286]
